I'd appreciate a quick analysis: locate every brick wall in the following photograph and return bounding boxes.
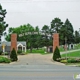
[11,34,17,52]
[53,33,59,52]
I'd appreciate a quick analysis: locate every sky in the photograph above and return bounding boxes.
[0,0,80,32]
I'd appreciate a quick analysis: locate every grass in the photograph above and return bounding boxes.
[61,51,80,57]
[74,43,80,49]
[0,56,11,63]
[59,43,80,52]
[59,46,65,52]
[61,51,80,66]
[26,48,48,55]
[26,43,80,55]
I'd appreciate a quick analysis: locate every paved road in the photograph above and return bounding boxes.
[0,53,80,80]
[0,65,80,80]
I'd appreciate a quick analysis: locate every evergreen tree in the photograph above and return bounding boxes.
[10,48,18,61]
[60,19,74,45]
[74,30,80,43]
[53,46,61,61]
[0,4,8,35]
[41,25,50,52]
[51,17,63,33]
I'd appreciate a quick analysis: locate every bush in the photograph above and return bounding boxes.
[0,51,3,55]
[67,58,77,63]
[60,60,67,63]
[27,48,45,54]
[0,57,11,63]
[60,58,80,63]
[10,48,18,61]
[53,46,61,61]
[4,52,9,55]
[17,50,22,54]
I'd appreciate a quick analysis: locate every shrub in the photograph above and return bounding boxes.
[10,48,18,61]
[17,50,22,54]
[0,51,3,55]
[60,60,67,63]
[4,52,9,55]
[0,57,11,63]
[53,46,61,61]
[67,58,77,63]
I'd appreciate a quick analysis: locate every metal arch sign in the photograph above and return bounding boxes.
[19,31,49,37]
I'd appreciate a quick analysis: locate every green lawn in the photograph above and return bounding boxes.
[59,44,80,52]
[61,51,80,57]
[26,48,48,55]
[74,44,80,49]
[59,46,65,52]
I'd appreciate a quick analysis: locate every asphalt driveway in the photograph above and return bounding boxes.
[10,53,64,65]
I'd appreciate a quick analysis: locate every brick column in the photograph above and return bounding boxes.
[11,34,17,52]
[53,33,59,52]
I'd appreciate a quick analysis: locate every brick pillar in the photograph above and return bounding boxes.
[11,34,17,52]
[53,33,59,52]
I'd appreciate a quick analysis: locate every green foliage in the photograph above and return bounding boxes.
[0,56,11,63]
[4,52,9,55]
[74,31,80,43]
[5,18,75,49]
[0,51,2,55]
[67,58,77,63]
[17,50,22,54]
[17,50,25,55]
[60,60,67,63]
[74,44,80,49]
[59,46,65,52]
[51,17,63,33]
[5,24,42,52]
[41,25,51,52]
[60,58,80,63]
[60,19,74,45]
[10,48,18,61]
[53,47,61,61]
[27,48,46,55]
[0,4,8,35]
[61,51,80,57]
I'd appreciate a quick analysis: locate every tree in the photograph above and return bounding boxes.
[60,19,74,45]
[41,25,50,52]
[5,24,42,52]
[53,46,61,61]
[51,18,63,33]
[74,30,80,43]
[0,4,8,35]
[10,48,18,61]
[33,26,42,49]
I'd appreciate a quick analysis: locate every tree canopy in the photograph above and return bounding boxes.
[5,17,77,51]
[60,19,74,45]
[0,4,8,35]
[51,18,63,33]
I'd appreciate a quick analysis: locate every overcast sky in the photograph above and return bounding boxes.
[0,0,80,32]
